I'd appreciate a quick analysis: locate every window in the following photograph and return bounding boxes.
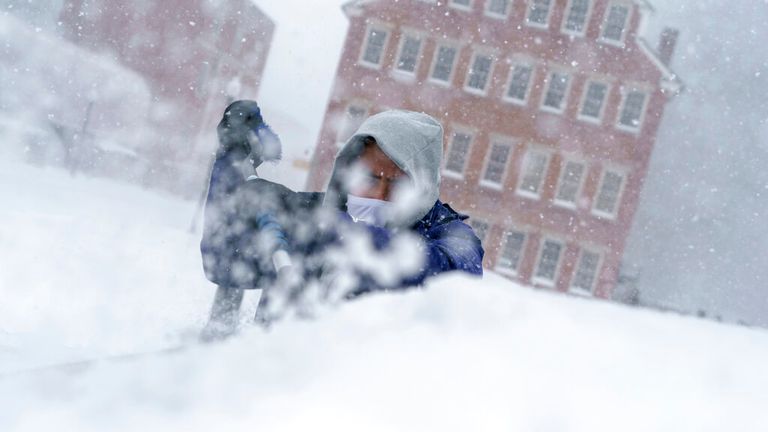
[571,249,601,293]
[504,64,534,104]
[395,34,423,74]
[497,230,527,274]
[360,26,389,67]
[517,149,549,198]
[486,0,510,17]
[593,169,624,217]
[444,130,473,176]
[541,71,571,113]
[449,0,473,10]
[617,89,648,130]
[481,141,512,187]
[579,81,609,121]
[430,44,459,83]
[337,104,368,144]
[563,0,591,35]
[554,160,585,206]
[465,52,494,94]
[534,238,564,285]
[601,3,630,43]
[526,0,553,27]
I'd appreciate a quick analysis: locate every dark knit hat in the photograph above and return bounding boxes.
[217,100,281,167]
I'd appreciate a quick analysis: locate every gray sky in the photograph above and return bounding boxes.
[251,0,349,147]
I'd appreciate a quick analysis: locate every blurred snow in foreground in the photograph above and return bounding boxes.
[1,161,767,432]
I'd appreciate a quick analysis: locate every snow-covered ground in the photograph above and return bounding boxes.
[1,160,767,432]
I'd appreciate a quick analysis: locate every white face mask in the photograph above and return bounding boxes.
[346,194,392,227]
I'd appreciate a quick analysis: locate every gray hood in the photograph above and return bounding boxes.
[324,110,444,227]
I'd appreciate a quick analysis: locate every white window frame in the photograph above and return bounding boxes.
[393,30,425,76]
[485,0,511,19]
[577,79,611,124]
[525,0,554,29]
[515,146,551,200]
[569,247,603,296]
[358,23,391,69]
[442,126,475,179]
[598,1,633,47]
[479,136,515,190]
[463,49,496,96]
[494,227,529,277]
[429,41,461,86]
[532,236,565,287]
[591,166,627,219]
[561,0,593,37]
[502,61,536,106]
[540,69,572,115]
[553,157,587,209]
[615,85,650,133]
[449,0,473,12]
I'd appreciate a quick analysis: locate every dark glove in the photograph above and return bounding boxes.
[216,100,282,166]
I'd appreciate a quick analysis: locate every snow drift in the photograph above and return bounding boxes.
[1,161,767,431]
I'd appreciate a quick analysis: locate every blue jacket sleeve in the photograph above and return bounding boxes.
[338,214,484,294]
[399,219,484,287]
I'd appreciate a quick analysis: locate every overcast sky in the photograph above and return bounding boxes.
[251,0,349,146]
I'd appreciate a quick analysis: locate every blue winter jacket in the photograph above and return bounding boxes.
[200,154,484,294]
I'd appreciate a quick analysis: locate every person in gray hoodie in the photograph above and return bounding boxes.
[319,109,484,293]
[201,103,484,326]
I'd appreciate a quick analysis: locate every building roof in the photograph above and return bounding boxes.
[341,0,682,94]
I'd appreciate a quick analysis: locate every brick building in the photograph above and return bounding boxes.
[57,0,274,166]
[307,0,681,298]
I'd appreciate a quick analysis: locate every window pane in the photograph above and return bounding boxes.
[543,72,570,111]
[432,46,457,82]
[498,230,526,271]
[519,151,548,195]
[619,90,647,128]
[527,0,552,25]
[445,132,472,174]
[581,81,608,119]
[535,239,563,281]
[602,4,629,41]
[506,64,533,101]
[595,170,623,215]
[451,0,471,6]
[488,0,509,16]
[396,35,422,73]
[555,161,584,204]
[362,28,387,65]
[483,142,511,184]
[467,54,493,91]
[572,250,600,292]
[564,0,590,33]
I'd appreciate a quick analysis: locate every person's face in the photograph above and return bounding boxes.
[351,142,407,201]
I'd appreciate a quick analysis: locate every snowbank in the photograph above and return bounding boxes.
[1,161,767,431]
